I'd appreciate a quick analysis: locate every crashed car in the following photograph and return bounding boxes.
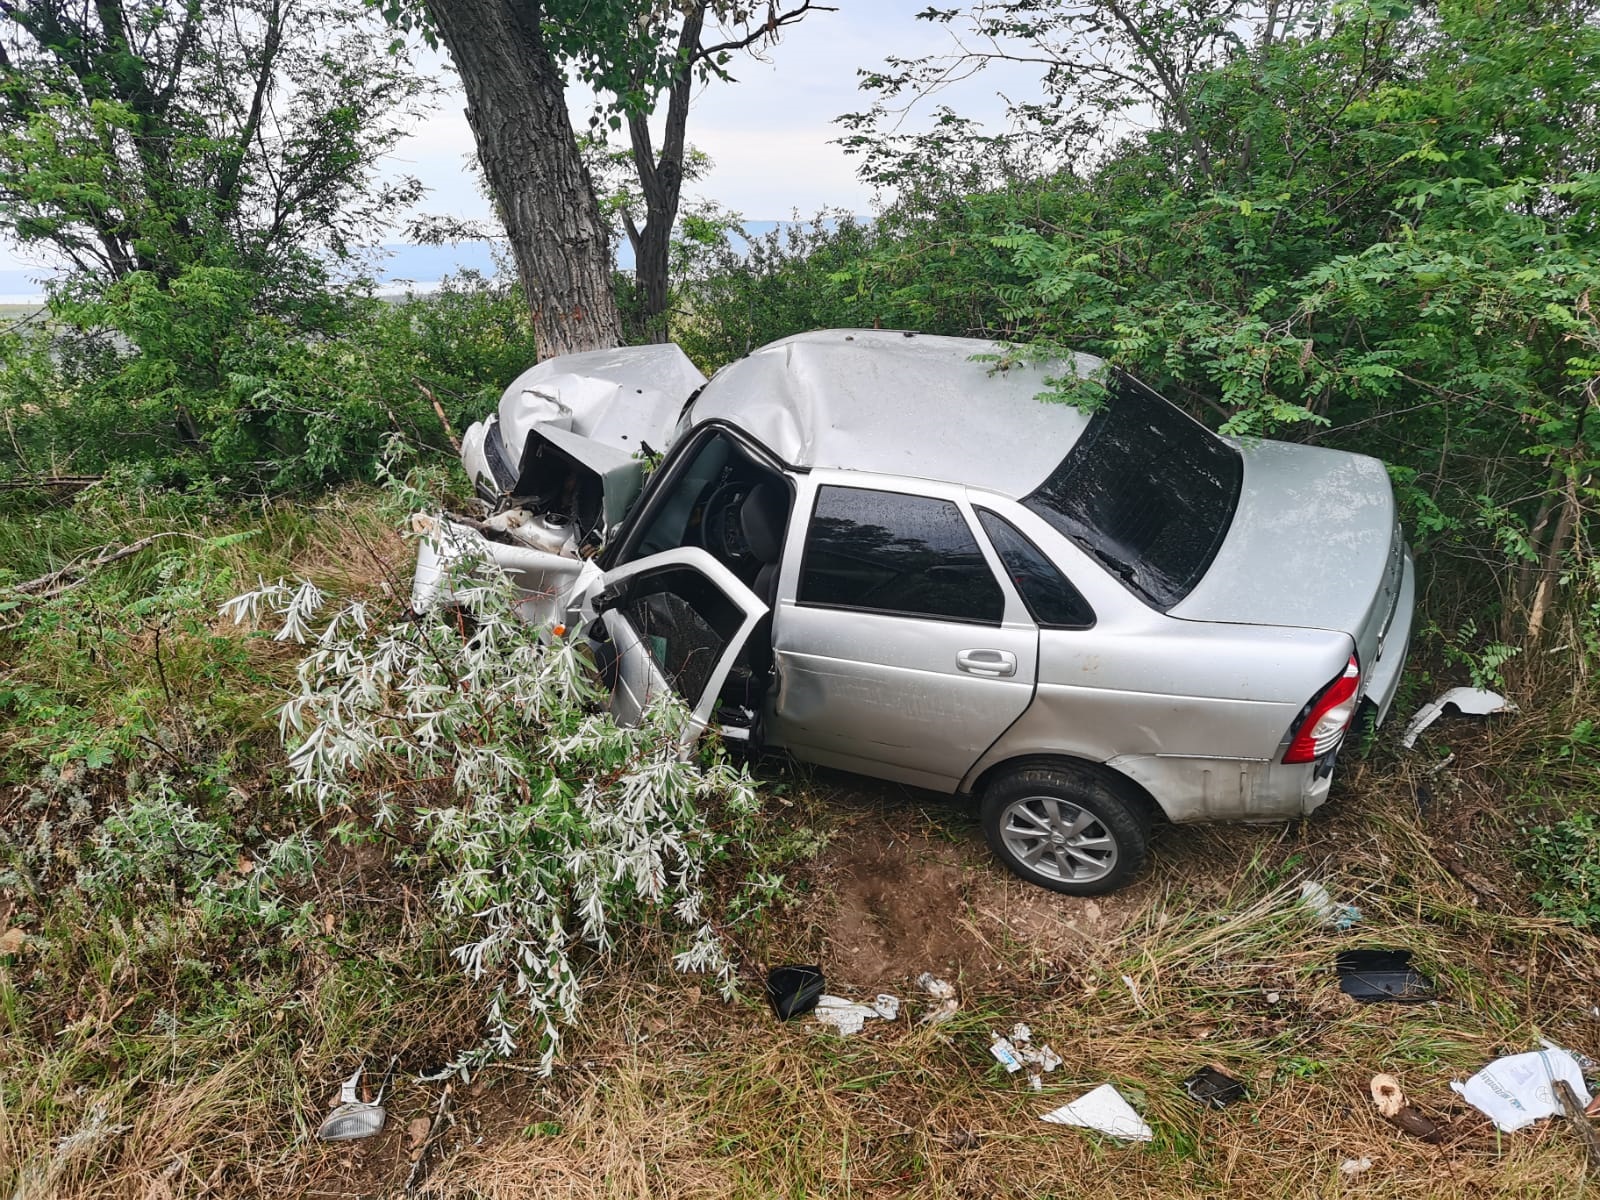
[414,329,1415,895]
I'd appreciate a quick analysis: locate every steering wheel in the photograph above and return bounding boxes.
[698,480,755,565]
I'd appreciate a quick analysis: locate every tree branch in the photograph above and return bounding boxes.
[689,1,832,69]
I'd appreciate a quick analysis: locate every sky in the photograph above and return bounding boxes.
[0,3,1043,286]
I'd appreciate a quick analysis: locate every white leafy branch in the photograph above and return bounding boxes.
[223,546,762,1074]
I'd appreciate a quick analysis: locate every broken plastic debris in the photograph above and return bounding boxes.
[916,972,959,1024]
[765,964,825,1021]
[814,993,898,1037]
[1298,880,1362,930]
[1451,1045,1592,1132]
[1401,687,1517,749]
[1335,949,1435,1003]
[1369,1073,1405,1118]
[1339,1156,1374,1178]
[316,1059,395,1143]
[1183,1067,1248,1109]
[1040,1084,1153,1142]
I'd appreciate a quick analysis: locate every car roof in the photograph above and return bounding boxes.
[686,329,1102,498]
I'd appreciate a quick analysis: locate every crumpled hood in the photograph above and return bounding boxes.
[460,344,707,535]
[494,343,706,461]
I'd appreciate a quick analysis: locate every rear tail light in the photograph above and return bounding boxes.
[1283,655,1361,763]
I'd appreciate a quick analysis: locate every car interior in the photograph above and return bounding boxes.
[601,428,793,739]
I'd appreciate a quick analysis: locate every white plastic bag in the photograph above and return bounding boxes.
[1450,1045,1591,1132]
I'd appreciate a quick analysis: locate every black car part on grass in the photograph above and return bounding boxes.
[1183,1067,1249,1109]
[766,964,826,1020]
[1335,949,1435,1003]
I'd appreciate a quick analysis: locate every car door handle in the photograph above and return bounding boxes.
[956,648,1017,678]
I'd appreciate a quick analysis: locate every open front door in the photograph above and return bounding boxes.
[583,546,768,741]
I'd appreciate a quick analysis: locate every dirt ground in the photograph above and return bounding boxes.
[815,780,1147,988]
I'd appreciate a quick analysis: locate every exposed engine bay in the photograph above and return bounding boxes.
[411,344,711,629]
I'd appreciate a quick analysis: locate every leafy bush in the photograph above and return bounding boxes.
[0,271,537,494]
[81,779,317,933]
[1521,811,1600,928]
[226,536,769,1073]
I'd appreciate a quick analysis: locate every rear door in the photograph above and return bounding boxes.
[767,476,1039,792]
[585,547,767,741]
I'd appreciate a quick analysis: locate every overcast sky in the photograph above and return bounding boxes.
[0,3,1041,279]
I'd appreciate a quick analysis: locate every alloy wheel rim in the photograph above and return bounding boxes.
[999,795,1119,883]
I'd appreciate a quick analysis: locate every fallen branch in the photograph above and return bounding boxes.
[9,532,198,600]
[418,381,462,456]
[0,475,102,492]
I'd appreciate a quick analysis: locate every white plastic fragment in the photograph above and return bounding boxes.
[995,1023,1063,1077]
[1450,1044,1591,1132]
[1401,687,1517,749]
[1040,1084,1154,1142]
[873,994,901,1021]
[1298,880,1363,930]
[1339,1156,1374,1177]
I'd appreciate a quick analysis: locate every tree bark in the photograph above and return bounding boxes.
[423,0,622,358]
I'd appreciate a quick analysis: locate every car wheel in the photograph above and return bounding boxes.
[980,765,1148,895]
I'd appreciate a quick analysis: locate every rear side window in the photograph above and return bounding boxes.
[799,486,1004,624]
[1024,372,1242,609]
[977,510,1095,629]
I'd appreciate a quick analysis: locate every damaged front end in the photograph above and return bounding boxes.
[411,344,707,629]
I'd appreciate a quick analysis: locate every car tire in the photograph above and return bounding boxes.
[980,765,1149,896]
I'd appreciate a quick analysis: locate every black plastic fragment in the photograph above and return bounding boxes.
[1335,949,1435,1003]
[766,964,825,1020]
[1183,1067,1248,1109]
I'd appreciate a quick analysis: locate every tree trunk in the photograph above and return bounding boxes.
[424,0,622,358]
[626,3,705,341]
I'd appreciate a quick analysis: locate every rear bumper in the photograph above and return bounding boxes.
[1107,753,1332,824]
[1364,546,1416,726]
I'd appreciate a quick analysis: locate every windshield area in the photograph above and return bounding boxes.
[1024,373,1242,610]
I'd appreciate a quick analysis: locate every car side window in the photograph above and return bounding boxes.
[799,486,1004,624]
[612,565,743,704]
[977,509,1096,629]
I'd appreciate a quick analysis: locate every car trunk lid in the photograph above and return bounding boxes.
[1168,440,1404,673]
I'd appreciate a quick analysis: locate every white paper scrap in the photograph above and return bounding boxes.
[813,995,881,1037]
[1040,1084,1154,1142]
[990,1036,1023,1072]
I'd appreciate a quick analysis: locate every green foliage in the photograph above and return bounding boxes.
[673,212,878,371]
[0,0,426,292]
[0,273,538,492]
[1521,811,1600,927]
[81,778,317,933]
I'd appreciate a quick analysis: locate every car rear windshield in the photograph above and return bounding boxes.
[1023,373,1242,610]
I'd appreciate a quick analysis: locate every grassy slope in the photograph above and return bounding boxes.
[2,486,1598,1199]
